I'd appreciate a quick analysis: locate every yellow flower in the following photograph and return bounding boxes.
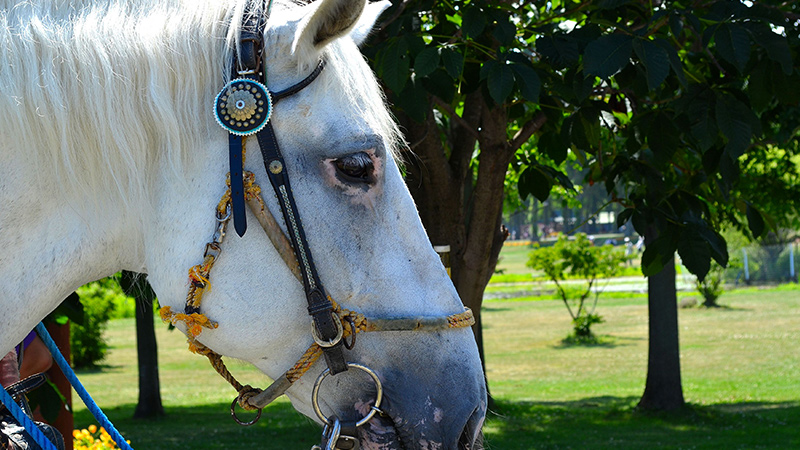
[88,424,97,434]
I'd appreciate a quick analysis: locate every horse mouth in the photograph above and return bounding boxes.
[357,409,484,450]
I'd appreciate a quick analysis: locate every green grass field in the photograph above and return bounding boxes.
[69,285,800,449]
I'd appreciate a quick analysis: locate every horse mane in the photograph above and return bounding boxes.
[0,0,400,211]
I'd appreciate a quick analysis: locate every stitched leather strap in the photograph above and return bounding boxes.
[256,121,347,375]
[224,1,346,374]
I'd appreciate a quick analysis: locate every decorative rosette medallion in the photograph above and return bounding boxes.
[214,78,272,136]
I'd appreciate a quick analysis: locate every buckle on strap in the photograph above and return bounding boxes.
[311,314,344,348]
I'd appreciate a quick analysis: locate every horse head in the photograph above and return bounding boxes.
[0,0,485,448]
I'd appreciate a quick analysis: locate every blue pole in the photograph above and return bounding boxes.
[35,323,133,450]
[0,386,59,450]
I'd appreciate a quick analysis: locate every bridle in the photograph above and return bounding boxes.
[158,3,474,448]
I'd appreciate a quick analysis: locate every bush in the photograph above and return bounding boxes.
[527,233,628,341]
[696,262,725,307]
[72,277,127,368]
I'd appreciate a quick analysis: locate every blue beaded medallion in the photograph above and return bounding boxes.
[214,78,272,136]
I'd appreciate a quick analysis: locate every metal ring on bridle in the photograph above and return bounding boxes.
[216,205,232,222]
[230,397,262,426]
[311,363,383,427]
[343,316,356,350]
[311,314,344,348]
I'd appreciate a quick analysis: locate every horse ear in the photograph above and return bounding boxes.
[293,0,367,54]
[350,1,391,46]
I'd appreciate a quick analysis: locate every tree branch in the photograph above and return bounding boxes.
[510,112,548,152]
[433,96,481,141]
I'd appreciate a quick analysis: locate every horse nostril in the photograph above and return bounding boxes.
[458,405,486,450]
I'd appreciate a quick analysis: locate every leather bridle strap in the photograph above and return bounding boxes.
[256,67,348,374]
[220,6,347,374]
[227,9,266,238]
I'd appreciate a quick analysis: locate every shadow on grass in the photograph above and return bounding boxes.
[482,305,513,313]
[73,401,320,450]
[74,364,125,374]
[686,303,754,312]
[71,396,800,449]
[550,335,643,349]
[484,397,800,449]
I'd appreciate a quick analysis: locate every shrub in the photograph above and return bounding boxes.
[527,233,628,342]
[696,262,725,307]
[72,277,126,368]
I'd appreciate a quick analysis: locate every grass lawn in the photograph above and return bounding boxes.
[69,288,800,449]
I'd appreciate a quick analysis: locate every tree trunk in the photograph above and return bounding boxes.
[134,294,164,419]
[397,96,513,407]
[119,271,165,419]
[638,228,685,411]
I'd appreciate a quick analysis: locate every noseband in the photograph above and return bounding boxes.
[159,3,474,447]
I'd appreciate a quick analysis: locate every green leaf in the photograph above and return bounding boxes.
[747,24,793,75]
[641,244,664,276]
[747,61,773,112]
[441,47,464,79]
[714,23,751,73]
[745,202,766,238]
[647,111,679,162]
[394,76,429,123]
[26,381,66,423]
[380,38,410,93]
[462,6,487,39]
[598,0,633,9]
[518,166,553,202]
[572,71,595,102]
[413,47,440,78]
[479,59,497,80]
[686,92,718,151]
[655,39,686,87]
[696,227,729,267]
[669,12,683,38]
[538,130,568,165]
[633,39,670,91]
[536,35,579,69]
[492,17,516,46]
[715,94,752,158]
[677,228,711,281]
[422,69,456,103]
[510,63,541,102]
[584,34,634,80]
[487,62,514,104]
[617,208,634,228]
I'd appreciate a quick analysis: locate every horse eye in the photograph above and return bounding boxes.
[334,152,374,183]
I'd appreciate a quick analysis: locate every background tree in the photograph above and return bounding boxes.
[365,0,800,410]
[119,272,165,419]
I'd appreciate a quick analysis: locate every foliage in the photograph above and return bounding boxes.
[72,278,125,368]
[365,0,800,409]
[367,0,800,280]
[527,233,628,341]
[695,261,725,307]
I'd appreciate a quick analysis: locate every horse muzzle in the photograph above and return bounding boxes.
[351,360,487,450]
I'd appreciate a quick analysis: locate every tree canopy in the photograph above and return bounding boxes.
[364,0,800,409]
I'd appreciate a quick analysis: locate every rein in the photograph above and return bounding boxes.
[160,2,475,447]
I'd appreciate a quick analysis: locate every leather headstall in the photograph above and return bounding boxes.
[210,5,348,375]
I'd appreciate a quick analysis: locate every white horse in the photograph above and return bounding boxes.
[0,0,486,448]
